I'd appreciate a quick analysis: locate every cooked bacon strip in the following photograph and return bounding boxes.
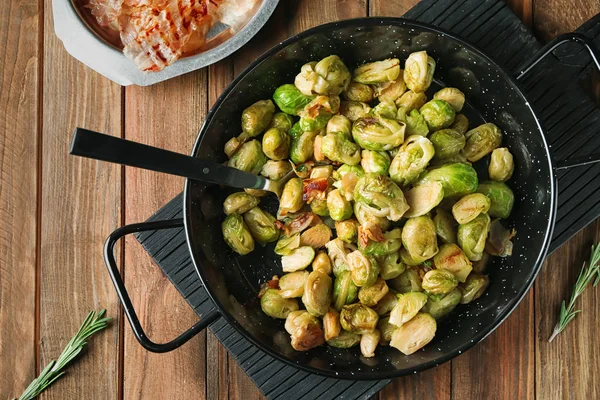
[257,275,280,298]
[357,223,385,249]
[276,212,322,237]
[302,177,329,203]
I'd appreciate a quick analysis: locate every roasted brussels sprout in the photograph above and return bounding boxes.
[390,312,436,355]
[325,238,351,276]
[433,87,465,112]
[335,219,359,244]
[288,121,303,139]
[459,273,490,304]
[378,316,396,344]
[310,165,334,180]
[389,292,428,327]
[261,160,292,180]
[404,51,436,93]
[375,78,407,103]
[285,310,325,351]
[404,181,444,218]
[395,90,427,112]
[389,135,435,186]
[302,269,332,316]
[405,109,430,137]
[241,99,275,137]
[282,246,316,272]
[378,252,406,280]
[401,215,438,263]
[294,56,351,96]
[419,99,456,131]
[361,330,380,357]
[488,147,514,182]
[262,128,291,160]
[344,82,374,102]
[352,115,406,151]
[275,233,301,256]
[224,132,249,158]
[371,100,398,119]
[422,289,461,319]
[269,112,295,132]
[348,250,380,287]
[279,177,304,215]
[433,208,457,244]
[430,129,465,159]
[396,106,408,123]
[222,214,255,255]
[326,114,352,136]
[332,270,359,310]
[243,207,279,245]
[312,251,333,275]
[361,150,391,175]
[452,193,491,225]
[300,223,332,249]
[309,197,329,217]
[433,243,473,282]
[298,95,340,132]
[260,289,299,319]
[290,130,318,164]
[360,228,402,256]
[326,330,361,348]
[373,291,399,316]
[476,181,514,219]
[354,202,391,232]
[464,123,502,162]
[228,140,267,174]
[450,113,469,135]
[358,278,389,306]
[354,174,409,221]
[416,162,478,198]
[323,308,341,340]
[340,101,371,121]
[327,189,353,221]
[321,132,361,165]
[457,213,491,261]
[340,303,379,333]
[279,271,309,298]
[223,192,260,215]
[273,84,315,115]
[353,58,401,84]
[333,164,364,201]
[388,268,422,293]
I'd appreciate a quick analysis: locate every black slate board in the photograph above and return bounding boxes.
[134,2,600,398]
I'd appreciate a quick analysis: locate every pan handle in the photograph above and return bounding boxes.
[515,32,600,170]
[104,218,220,353]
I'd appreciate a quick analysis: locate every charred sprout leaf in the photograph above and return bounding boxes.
[279,271,309,298]
[375,78,407,103]
[404,181,444,218]
[390,312,436,355]
[419,99,456,131]
[275,233,301,256]
[422,289,461,319]
[433,243,473,282]
[401,216,438,264]
[326,238,352,277]
[327,189,353,221]
[302,269,332,316]
[241,99,275,137]
[358,278,389,306]
[476,181,514,219]
[488,147,514,182]
[430,129,465,159]
[323,308,342,341]
[485,219,516,257]
[327,330,361,348]
[279,177,304,215]
[285,311,325,351]
[335,219,359,244]
[312,251,333,275]
[290,130,318,164]
[299,95,340,132]
[406,109,430,137]
[389,292,428,327]
[260,289,299,319]
[262,128,291,160]
[434,208,457,244]
[352,115,406,151]
[268,112,294,132]
[360,228,402,257]
[224,132,249,158]
[321,132,361,165]
[378,252,406,280]
[457,213,491,261]
[228,140,267,174]
[273,84,315,115]
[354,174,409,221]
[326,114,352,136]
[332,270,359,310]
[353,58,401,84]
[433,87,465,112]
[450,113,469,135]
[388,268,423,293]
[222,214,254,255]
[243,207,279,245]
[459,273,490,304]
[371,100,398,119]
[282,246,316,272]
[300,223,332,249]
[348,250,380,287]
[395,90,427,112]
[452,193,491,224]
[416,162,479,198]
[223,192,260,215]
[464,123,502,162]
[340,100,371,121]
[378,316,396,344]
[361,150,391,175]
[340,304,379,333]
[261,160,292,180]
[294,56,351,96]
[389,135,435,186]
[361,330,380,357]
[344,82,375,102]
[404,51,436,93]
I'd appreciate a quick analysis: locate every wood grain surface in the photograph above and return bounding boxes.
[0,0,599,399]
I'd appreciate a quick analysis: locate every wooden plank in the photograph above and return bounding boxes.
[533,0,600,40]
[123,71,208,399]
[506,0,533,27]
[0,0,39,397]
[39,0,122,397]
[370,0,421,16]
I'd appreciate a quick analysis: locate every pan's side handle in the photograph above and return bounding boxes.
[104,218,220,353]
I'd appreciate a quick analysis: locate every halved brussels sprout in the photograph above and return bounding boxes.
[333,164,364,201]
[340,304,379,333]
[222,214,255,255]
[326,238,352,276]
[360,228,402,256]
[295,56,351,96]
[334,219,358,244]
[279,271,309,298]
[354,202,391,232]
[326,114,352,136]
[401,216,438,263]
[353,58,400,84]
[223,192,260,215]
[298,95,340,132]
[406,109,430,137]
[389,292,428,327]
[450,113,469,135]
[452,193,491,224]
[374,291,399,316]
[279,177,304,215]
[361,150,391,175]
[288,121,303,139]
[457,213,491,261]
[430,129,465,159]
[489,147,514,182]
[262,127,291,160]
[285,310,325,351]
[395,90,427,112]
[471,251,490,273]
[321,132,361,165]
[352,115,406,151]
[476,181,514,219]
[228,140,267,174]
[354,174,409,221]
[300,223,332,249]
[312,251,332,275]
[404,51,436,93]
[273,84,315,115]
[268,112,294,132]
[416,162,479,198]
[290,130,318,165]
[371,101,398,119]
[358,278,389,306]
[323,308,341,340]
[378,316,396,344]
[389,135,435,186]
[433,243,472,282]
[464,123,502,162]
[282,246,316,272]
[344,82,374,102]
[241,99,275,137]
[433,209,457,244]
[260,289,299,319]
[390,312,436,355]
[327,189,353,221]
[361,330,380,357]
[243,207,279,245]
[404,181,444,218]
[388,268,422,293]
[274,233,301,256]
[419,99,456,131]
[310,165,334,180]
[332,270,359,310]
[261,160,292,181]
[459,273,490,304]
[433,87,465,112]
[326,330,361,348]
[244,188,269,197]
[378,252,406,280]
[309,197,329,217]
[375,78,407,103]
[224,132,249,158]
[340,101,371,121]
[302,269,332,316]
[422,289,462,319]
[348,250,380,287]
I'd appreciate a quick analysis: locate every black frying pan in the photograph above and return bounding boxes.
[77,19,600,380]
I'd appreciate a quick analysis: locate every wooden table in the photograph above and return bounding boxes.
[1,0,599,399]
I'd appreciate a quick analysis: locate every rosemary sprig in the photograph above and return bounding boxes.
[18,310,110,400]
[549,243,600,342]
